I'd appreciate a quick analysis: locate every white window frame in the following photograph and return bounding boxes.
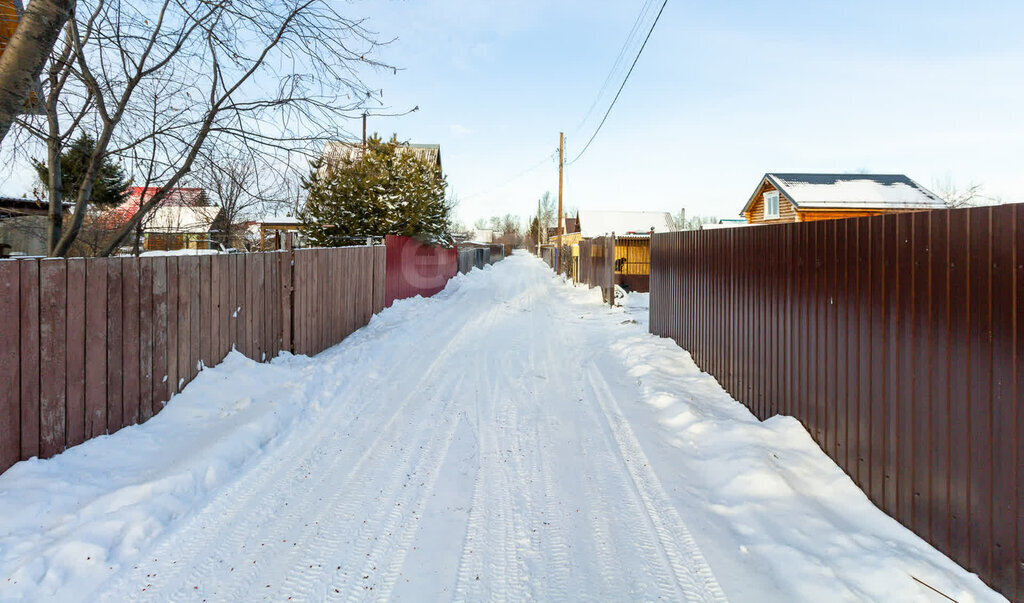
[763,190,780,220]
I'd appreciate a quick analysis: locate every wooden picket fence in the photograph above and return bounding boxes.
[0,246,385,474]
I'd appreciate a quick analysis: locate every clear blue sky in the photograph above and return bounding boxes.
[3,1,1022,226]
[354,0,1024,225]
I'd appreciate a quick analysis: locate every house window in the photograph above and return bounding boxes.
[763,190,780,220]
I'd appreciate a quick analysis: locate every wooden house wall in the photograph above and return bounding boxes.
[744,180,799,224]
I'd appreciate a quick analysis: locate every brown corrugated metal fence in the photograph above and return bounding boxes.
[577,236,615,306]
[0,245,386,474]
[649,204,1022,599]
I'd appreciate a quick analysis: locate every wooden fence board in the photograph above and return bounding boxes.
[216,255,229,361]
[38,260,66,458]
[104,258,123,433]
[138,258,154,423]
[121,257,140,428]
[152,258,168,415]
[0,245,384,477]
[0,262,20,467]
[200,255,213,368]
[246,254,257,360]
[188,257,201,379]
[65,259,86,448]
[19,259,39,459]
[166,258,179,399]
[176,257,191,393]
[199,256,212,369]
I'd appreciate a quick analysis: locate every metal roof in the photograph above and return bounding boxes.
[577,210,675,238]
[741,173,948,214]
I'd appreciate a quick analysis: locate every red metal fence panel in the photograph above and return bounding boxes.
[649,204,1022,599]
[384,235,457,307]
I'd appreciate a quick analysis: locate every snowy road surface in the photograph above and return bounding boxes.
[0,252,1004,601]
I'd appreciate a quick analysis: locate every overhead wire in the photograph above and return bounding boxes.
[570,0,659,139]
[458,150,559,202]
[457,0,667,205]
[568,0,668,165]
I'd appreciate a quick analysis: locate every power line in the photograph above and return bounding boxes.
[570,0,658,138]
[459,150,558,202]
[568,0,668,165]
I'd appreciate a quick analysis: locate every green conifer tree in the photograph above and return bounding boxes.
[300,134,450,246]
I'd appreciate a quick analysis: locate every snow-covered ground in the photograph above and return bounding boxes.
[0,252,1004,601]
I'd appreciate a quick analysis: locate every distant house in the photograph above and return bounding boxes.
[0,197,71,257]
[576,210,675,238]
[99,187,225,251]
[100,187,210,230]
[143,205,227,251]
[320,141,442,173]
[573,210,676,293]
[742,173,947,225]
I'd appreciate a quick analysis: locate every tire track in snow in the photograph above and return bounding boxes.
[96,289,497,601]
[452,365,528,601]
[585,363,728,602]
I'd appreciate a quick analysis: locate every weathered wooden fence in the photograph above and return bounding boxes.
[0,245,386,474]
[384,235,457,307]
[577,236,615,306]
[649,204,1023,599]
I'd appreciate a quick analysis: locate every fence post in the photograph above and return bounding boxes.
[280,240,295,354]
[609,232,615,307]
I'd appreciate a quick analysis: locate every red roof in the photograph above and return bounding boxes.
[97,187,208,230]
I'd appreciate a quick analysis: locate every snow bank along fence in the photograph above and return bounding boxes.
[0,245,387,474]
[384,235,457,307]
[649,204,1023,599]
[577,236,615,306]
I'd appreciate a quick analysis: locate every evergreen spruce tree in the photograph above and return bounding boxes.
[300,134,450,246]
[33,133,130,206]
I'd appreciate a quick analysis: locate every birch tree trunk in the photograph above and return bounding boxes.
[0,0,75,144]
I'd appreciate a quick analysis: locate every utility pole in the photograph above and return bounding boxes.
[557,131,564,271]
[362,111,367,147]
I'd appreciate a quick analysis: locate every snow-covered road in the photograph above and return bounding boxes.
[0,252,1005,601]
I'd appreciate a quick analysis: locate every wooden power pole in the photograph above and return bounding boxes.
[556,132,564,270]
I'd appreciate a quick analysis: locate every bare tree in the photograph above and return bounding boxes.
[933,176,990,209]
[195,152,278,249]
[538,191,555,242]
[499,213,520,237]
[0,0,75,144]
[9,0,393,256]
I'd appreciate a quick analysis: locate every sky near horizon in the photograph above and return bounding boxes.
[352,0,1024,225]
[2,1,1022,226]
